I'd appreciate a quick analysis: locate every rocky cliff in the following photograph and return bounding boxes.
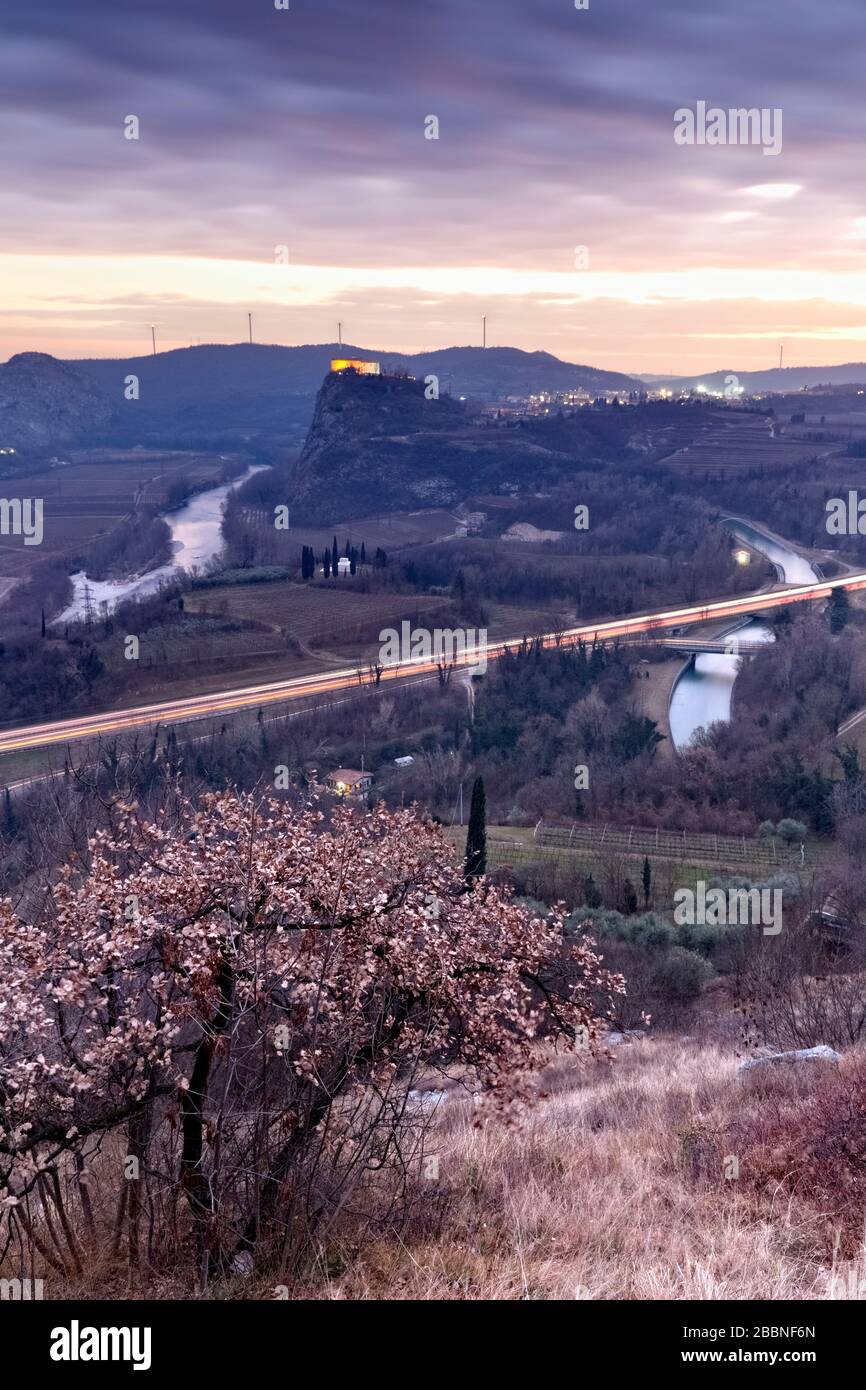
[289,367,631,522]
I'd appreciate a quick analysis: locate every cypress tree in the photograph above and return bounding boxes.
[829,586,849,633]
[464,776,487,883]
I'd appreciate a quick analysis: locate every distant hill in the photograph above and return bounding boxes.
[60,342,638,446]
[390,346,637,398]
[0,352,112,450]
[5,342,866,453]
[644,362,866,394]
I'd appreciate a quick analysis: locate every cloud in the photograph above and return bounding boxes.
[2,0,866,368]
[740,183,803,199]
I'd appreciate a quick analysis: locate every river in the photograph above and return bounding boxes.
[667,519,821,750]
[57,463,265,623]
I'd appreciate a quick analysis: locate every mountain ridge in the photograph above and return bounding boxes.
[642,361,866,393]
[0,343,640,450]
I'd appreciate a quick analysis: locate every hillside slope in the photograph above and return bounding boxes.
[0,353,112,450]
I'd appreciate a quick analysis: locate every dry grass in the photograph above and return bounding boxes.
[317,1037,866,1301]
[6,1035,865,1300]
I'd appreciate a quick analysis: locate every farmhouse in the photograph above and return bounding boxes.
[327,768,373,797]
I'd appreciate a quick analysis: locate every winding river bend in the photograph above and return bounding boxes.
[667,520,821,751]
[57,464,264,624]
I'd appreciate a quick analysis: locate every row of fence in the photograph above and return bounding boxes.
[531,820,809,867]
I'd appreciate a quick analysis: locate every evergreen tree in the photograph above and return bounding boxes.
[834,743,861,784]
[642,855,652,908]
[323,548,331,579]
[583,873,602,909]
[622,879,638,914]
[464,776,487,883]
[829,586,850,633]
[3,786,15,838]
[360,542,366,565]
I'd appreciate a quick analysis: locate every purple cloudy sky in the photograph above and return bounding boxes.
[1,0,865,371]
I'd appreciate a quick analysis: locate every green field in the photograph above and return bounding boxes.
[185,580,453,649]
[444,824,818,911]
[234,507,461,557]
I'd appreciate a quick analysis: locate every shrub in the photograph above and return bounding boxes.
[776,818,807,844]
[651,946,713,1008]
[729,1055,866,1255]
[0,792,622,1289]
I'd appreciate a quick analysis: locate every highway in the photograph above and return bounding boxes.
[1,569,865,758]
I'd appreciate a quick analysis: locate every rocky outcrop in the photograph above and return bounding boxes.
[289,368,614,523]
[0,353,112,449]
[737,1044,842,1077]
[290,369,474,520]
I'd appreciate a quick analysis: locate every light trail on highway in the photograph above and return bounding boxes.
[1,570,864,757]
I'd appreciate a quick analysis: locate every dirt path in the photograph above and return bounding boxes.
[635,657,681,759]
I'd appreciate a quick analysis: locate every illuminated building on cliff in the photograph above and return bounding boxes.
[329,358,381,375]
